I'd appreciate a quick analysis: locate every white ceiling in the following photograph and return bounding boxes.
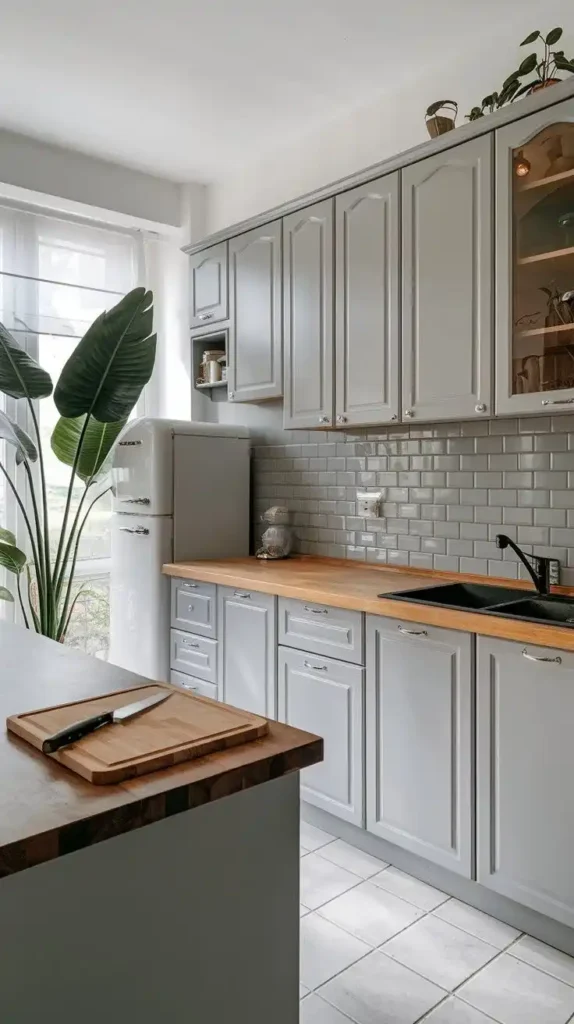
[0,0,570,182]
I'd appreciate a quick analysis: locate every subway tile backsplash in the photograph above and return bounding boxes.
[252,416,574,586]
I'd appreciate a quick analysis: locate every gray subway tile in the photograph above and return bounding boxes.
[461,488,487,505]
[520,417,550,433]
[550,490,574,508]
[459,556,489,574]
[377,472,398,486]
[476,436,503,453]
[490,418,518,434]
[447,438,475,454]
[421,439,447,454]
[460,522,488,540]
[376,534,398,549]
[433,455,459,471]
[346,546,367,561]
[503,507,533,525]
[410,455,434,470]
[447,539,473,556]
[504,434,533,453]
[357,471,378,486]
[398,471,421,487]
[475,506,503,524]
[409,552,434,570]
[446,472,474,488]
[490,560,518,579]
[489,453,518,471]
[421,536,446,554]
[447,505,474,522]
[474,540,502,560]
[385,518,410,535]
[552,451,574,469]
[518,489,550,507]
[366,457,387,471]
[409,520,434,537]
[387,549,410,566]
[519,452,550,470]
[536,433,567,451]
[534,508,566,527]
[551,414,574,432]
[490,523,516,542]
[504,471,533,488]
[433,555,460,571]
[550,528,574,547]
[387,487,410,502]
[398,503,420,518]
[486,486,517,505]
[389,455,410,471]
[460,455,488,470]
[410,487,433,503]
[433,488,460,504]
[358,532,376,547]
[398,534,421,551]
[433,521,460,539]
[421,472,446,487]
[420,504,447,521]
[517,525,550,545]
[475,472,502,488]
[460,420,489,436]
[366,548,388,564]
[534,471,568,489]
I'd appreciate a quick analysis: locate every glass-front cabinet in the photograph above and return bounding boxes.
[496,98,574,414]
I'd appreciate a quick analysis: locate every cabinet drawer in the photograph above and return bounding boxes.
[171,578,217,638]
[170,629,218,683]
[278,647,364,825]
[170,669,219,701]
[278,598,364,664]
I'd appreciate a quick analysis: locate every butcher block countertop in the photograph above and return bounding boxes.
[0,622,321,878]
[163,555,574,653]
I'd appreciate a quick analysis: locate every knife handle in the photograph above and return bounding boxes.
[42,711,114,754]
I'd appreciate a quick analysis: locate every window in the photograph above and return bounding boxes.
[0,206,142,656]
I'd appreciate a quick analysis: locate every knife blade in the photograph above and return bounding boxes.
[41,690,171,755]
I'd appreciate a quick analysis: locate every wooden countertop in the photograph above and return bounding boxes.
[0,622,321,878]
[163,555,574,652]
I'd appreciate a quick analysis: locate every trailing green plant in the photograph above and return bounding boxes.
[466,27,574,120]
[0,287,156,642]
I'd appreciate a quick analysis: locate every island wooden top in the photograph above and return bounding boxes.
[163,555,574,653]
[0,622,321,878]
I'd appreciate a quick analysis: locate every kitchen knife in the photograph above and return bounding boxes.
[41,691,171,754]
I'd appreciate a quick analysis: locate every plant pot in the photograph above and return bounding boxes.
[529,77,561,93]
[426,115,456,138]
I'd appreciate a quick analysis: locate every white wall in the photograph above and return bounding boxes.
[207,6,574,231]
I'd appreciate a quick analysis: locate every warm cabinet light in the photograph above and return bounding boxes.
[514,150,531,177]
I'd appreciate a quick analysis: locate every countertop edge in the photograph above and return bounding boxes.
[163,556,574,652]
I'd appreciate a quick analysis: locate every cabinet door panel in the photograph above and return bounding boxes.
[170,578,217,638]
[218,587,276,718]
[170,670,219,701]
[278,647,363,825]
[170,629,218,683]
[189,242,228,328]
[283,200,334,429]
[477,636,574,927]
[495,99,574,415]
[336,174,399,426]
[402,135,492,422]
[228,221,283,402]
[366,616,472,875]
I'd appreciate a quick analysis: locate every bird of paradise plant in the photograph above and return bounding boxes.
[0,287,156,641]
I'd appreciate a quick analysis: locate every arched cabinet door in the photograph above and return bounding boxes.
[496,99,574,415]
[402,134,493,422]
[189,242,228,328]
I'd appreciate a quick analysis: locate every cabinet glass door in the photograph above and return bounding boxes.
[497,102,574,414]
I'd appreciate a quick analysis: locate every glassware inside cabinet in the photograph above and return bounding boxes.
[512,122,574,396]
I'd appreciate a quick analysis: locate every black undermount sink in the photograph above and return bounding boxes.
[381,582,527,611]
[381,582,574,628]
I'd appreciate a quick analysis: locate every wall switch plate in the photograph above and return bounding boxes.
[356,490,382,518]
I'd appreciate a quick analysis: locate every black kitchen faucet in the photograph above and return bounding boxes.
[495,534,551,596]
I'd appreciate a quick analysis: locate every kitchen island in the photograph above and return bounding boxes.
[0,621,321,1023]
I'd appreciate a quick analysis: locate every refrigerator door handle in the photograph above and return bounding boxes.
[119,526,150,536]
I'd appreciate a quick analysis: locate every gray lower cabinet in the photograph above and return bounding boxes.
[278,646,364,825]
[401,134,492,422]
[477,636,574,928]
[228,221,283,403]
[189,241,228,329]
[366,615,473,876]
[278,597,364,665]
[335,173,400,427]
[218,586,277,717]
[283,199,334,429]
[170,669,219,701]
[171,578,217,638]
[170,629,218,683]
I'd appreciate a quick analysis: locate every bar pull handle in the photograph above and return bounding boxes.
[522,648,562,664]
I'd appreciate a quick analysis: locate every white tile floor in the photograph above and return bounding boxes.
[299,821,574,1024]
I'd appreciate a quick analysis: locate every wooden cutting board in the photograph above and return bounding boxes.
[7,684,269,785]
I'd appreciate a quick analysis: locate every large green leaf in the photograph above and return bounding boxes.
[0,526,16,546]
[54,288,156,423]
[546,26,563,46]
[0,323,53,400]
[518,53,538,76]
[0,540,26,574]
[0,410,38,464]
[51,415,127,482]
[521,29,540,45]
[0,586,13,602]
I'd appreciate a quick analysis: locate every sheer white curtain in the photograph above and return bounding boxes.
[0,205,143,654]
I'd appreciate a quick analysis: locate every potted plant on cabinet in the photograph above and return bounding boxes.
[0,287,156,642]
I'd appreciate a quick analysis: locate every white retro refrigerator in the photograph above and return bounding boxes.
[109,418,250,680]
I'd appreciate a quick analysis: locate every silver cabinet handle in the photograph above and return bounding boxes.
[182,639,200,649]
[118,439,142,447]
[304,661,327,671]
[318,416,330,425]
[198,312,214,321]
[228,391,235,399]
[305,606,328,615]
[234,590,251,599]
[398,625,428,637]
[336,414,347,424]
[522,648,562,664]
[121,497,150,505]
[541,398,574,406]
[119,526,149,535]
[187,604,195,612]
[475,403,487,413]
[182,582,198,590]
[404,409,413,418]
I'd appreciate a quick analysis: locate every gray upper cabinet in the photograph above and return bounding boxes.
[335,174,400,426]
[402,134,493,422]
[477,636,574,928]
[366,615,473,876]
[283,199,334,429]
[278,646,364,825]
[190,241,228,329]
[218,586,277,718]
[495,99,574,416]
[228,222,283,403]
